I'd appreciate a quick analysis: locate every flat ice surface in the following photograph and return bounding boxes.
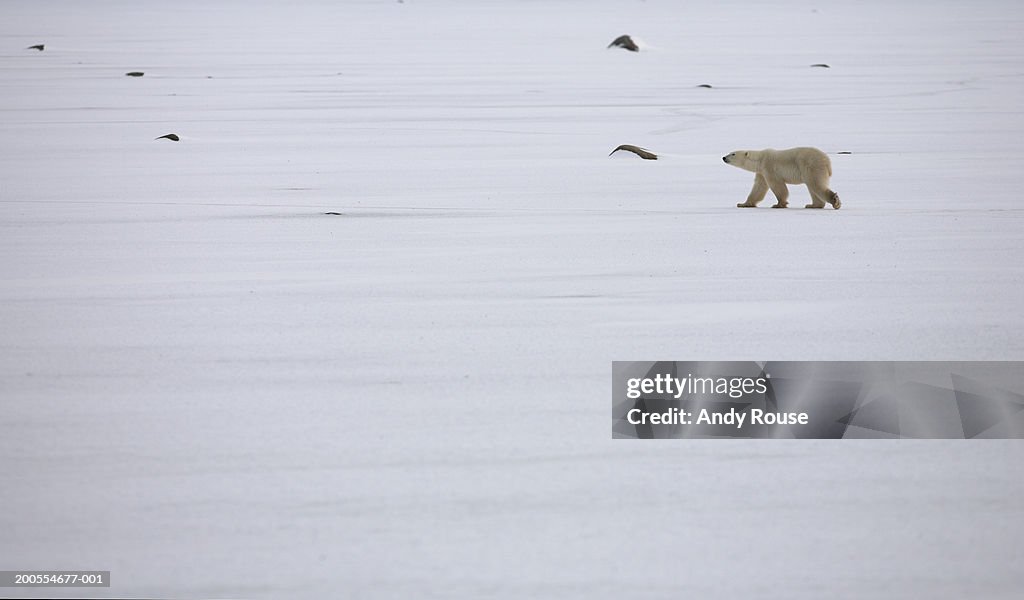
[2,1,1023,598]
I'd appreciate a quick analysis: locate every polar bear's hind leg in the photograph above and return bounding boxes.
[805,183,829,208]
[805,171,838,209]
[804,194,827,209]
[800,166,823,208]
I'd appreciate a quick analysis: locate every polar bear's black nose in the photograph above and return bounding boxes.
[722,156,728,162]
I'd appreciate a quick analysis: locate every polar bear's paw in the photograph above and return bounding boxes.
[770,202,788,208]
[829,192,841,209]
[737,202,757,208]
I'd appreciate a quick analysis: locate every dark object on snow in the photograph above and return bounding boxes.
[27,44,45,51]
[810,63,831,68]
[608,35,639,52]
[155,133,180,141]
[609,144,657,160]
[125,71,145,77]
[323,212,343,216]
[696,84,713,88]
[837,151,852,155]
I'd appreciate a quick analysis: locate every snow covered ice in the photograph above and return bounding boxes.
[1,1,1023,598]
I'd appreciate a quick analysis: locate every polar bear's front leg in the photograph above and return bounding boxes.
[767,177,789,208]
[738,173,768,207]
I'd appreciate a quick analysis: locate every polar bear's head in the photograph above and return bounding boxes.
[722,150,759,173]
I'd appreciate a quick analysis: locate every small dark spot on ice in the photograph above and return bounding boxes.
[837,151,852,155]
[155,133,179,141]
[608,35,639,52]
[609,144,658,160]
[27,44,45,51]
[125,71,144,77]
[810,63,831,68]
[696,84,713,88]
[323,212,343,216]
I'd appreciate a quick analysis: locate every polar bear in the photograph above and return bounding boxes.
[723,147,841,209]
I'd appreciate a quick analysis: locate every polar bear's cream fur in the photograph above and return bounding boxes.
[723,147,840,209]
